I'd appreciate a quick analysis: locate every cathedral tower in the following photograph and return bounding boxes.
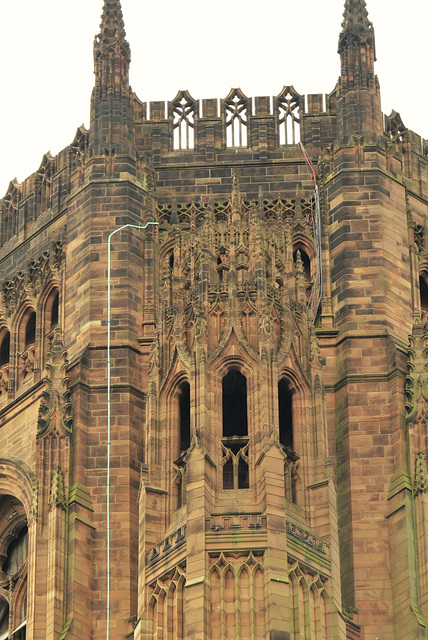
[0,0,426,639]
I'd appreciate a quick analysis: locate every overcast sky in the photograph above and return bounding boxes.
[0,0,426,197]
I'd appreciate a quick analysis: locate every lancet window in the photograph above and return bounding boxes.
[279,378,299,503]
[221,369,249,490]
[420,273,428,327]
[170,91,197,150]
[43,288,60,363]
[0,330,10,397]
[19,309,37,383]
[223,89,249,148]
[173,381,191,510]
[276,86,302,145]
[293,248,313,301]
[179,381,191,454]
[278,378,294,451]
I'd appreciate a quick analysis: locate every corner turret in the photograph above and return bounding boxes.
[90,0,135,156]
[336,0,383,142]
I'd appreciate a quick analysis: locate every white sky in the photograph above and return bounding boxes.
[0,0,426,197]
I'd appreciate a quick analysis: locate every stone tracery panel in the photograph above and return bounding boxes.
[209,552,265,639]
[288,560,330,640]
[148,565,186,640]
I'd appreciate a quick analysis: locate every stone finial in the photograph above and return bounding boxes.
[95,0,130,60]
[338,0,374,53]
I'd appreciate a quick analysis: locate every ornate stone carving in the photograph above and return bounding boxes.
[49,465,66,511]
[414,451,428,497]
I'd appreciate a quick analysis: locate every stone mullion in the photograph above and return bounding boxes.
[45,499,66,640]
[25,519,37,640]
[250,566,256,640]
[235,569,241,640]
[220,567,226,640]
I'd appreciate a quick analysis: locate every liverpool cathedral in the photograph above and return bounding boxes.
[0,0,427,638]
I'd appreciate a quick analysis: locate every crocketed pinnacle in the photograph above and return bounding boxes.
[338,0,374,52]
[96,0,130,53]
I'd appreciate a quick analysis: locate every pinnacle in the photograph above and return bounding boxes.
[339,0,374,50]
[97,0,129,50]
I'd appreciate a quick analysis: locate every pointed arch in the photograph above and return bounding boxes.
[0,325,11,398]
[222,368,248,437]
[15,305,37,385]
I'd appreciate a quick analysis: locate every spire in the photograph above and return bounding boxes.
[336,0,382,142]
[90,0,134,156]
[338,0,374,55]
[96,0,130,59]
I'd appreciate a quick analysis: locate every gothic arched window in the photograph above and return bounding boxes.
[278,378,294,451]
[420,274,428,320]
[293,248,312,301]
[0,331,10,367]
[19,309,37,383]
[222,369,249,489]
[25,312,36,349]
[222,369,248,437]
[179,381,191,454]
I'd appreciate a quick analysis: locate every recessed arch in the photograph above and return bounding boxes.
[24,312,36,349]
[0,329,10,368]
[420,271,428,316]
[222,368,248,438]
[178,381,191,454]
[278,378,294,450]
[0,458,36,520]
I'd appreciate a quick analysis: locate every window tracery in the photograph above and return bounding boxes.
[385,110,407,144]
[148,565,186,639]
[288,562,329,639]
[223,89,249,147]
[276,86,302,145]
[170,91,198,150]
[221,369,250,489]
[209,552,265,638]
[0,495,28,640]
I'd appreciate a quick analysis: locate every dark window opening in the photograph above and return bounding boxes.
[222,369,248,437]
[293,249,312,300]
[420,276,428,313]
[279,379,294,450]
[51,291,59,328]
[169,253,174,270]
[179,381,191,453]
[0,333,10,367]
[176,473,183,510]
[293,249,311,282]
[3,526,28,578]
[238,457,249,489]
[25,313,36,348]
[223,458,234,490]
